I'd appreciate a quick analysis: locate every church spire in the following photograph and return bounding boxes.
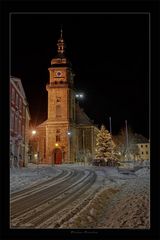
[57,25,65,55]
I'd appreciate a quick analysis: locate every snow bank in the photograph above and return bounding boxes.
[10,164,61,193]
[61,177,150,229]
[135,167,150,177]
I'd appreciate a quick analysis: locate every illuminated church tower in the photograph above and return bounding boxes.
[36,28,98,164]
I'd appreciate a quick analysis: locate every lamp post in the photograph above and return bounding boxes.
[31,130,39,166]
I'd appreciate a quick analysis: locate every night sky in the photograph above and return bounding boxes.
[11,13,149,138]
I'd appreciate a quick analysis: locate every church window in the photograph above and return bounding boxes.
[56,135,61,142]
[56,105,61,117]
[56,129,61,142]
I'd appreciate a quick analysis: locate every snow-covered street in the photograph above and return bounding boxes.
[10,164,150,229]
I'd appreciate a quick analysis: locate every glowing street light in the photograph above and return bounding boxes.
[32,130,36,135]
[75,93,84,99]
[67,131,71,136]
[55,143,59,147]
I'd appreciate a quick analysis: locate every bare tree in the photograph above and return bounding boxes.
[113,127,148,162]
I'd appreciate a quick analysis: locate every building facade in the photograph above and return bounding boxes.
[10,76,31,167]
[136,143,150,161]
[33,30,98,164]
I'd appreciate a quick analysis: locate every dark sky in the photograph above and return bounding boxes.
[11,13,149,138]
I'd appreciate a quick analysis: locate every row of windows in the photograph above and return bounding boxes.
[10,111,24,136]
[54,81,66,85]
[141,145,148,148]
[141,151,149,155]
[11,87,24,114]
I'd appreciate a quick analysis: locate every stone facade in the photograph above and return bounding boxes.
[33,30,98,164]
[10,76,31,167]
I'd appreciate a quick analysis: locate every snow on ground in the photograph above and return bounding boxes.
[60,166,150,229]
[10,163,62,193]
[135,167,150,177]
[10,163,150,229]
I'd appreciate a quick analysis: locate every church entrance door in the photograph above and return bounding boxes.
[53,148,62,164]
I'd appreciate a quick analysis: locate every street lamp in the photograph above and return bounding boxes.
[31,129,39,166]
[32,130,36,135]
[75,93,84,99]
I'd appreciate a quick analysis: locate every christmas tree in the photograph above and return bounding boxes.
[95,125,119,166]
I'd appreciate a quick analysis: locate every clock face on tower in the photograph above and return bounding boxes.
[56,71,62,77]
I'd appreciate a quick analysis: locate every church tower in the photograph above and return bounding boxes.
[35,28,98,165]
[44,28,76,163]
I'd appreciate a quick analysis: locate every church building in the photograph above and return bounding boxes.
[35,30,98,164]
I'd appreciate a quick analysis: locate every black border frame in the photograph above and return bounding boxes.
[1,1,160,240]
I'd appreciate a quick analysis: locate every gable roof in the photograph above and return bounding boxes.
[75,103,93,125]
[10,76,26,99]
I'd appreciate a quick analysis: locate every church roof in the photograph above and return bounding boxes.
[75,103,93,125]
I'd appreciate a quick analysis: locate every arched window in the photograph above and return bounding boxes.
[56,129,61,142]
[56,105,61,117]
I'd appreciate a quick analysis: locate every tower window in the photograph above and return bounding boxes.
[56,135,61,142]
[56,129,61,142]
[56,105,61,117]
